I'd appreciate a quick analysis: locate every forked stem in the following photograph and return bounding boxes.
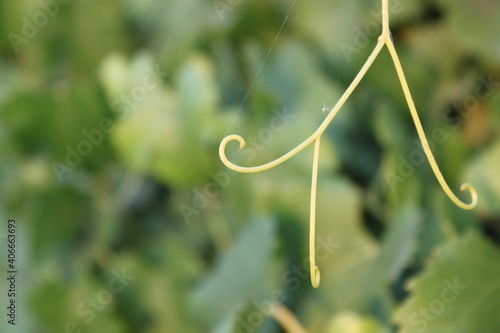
[219,42,384,288]
[219,42,385,174]
[218,0,478,288]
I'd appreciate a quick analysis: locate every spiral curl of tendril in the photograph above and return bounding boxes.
[219,0,478,288]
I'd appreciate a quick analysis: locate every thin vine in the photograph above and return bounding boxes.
[219,0,478,288]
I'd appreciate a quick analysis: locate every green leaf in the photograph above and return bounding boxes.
[189,219,275,327]
[376,207,422,284]
[321,207,420,313]
[108,54,221,186]
[27,188,88,258]
[394,231,500,333]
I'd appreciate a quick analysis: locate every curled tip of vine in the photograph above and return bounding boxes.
[459,183,479,210]
[222,134,246,149]
[219,134,247,171]
[312,266,321,288]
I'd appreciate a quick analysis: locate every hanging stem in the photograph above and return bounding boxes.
[218,0,478,288]
[384,40,478,209]
[309,138,321,288]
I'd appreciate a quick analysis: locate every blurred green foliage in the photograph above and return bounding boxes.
[0,0,499,332]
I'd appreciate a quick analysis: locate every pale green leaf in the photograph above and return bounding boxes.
[394,231,500,333]
[190,219,275,327]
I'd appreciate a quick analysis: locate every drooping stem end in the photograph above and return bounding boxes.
[311,266,321,288]
[309,138,321,288]
[457,183,479,210]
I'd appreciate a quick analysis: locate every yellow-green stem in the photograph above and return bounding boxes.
[310,138,321,288]
[218,0,478,288]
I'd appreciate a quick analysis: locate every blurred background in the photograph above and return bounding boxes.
[0,0,500,332]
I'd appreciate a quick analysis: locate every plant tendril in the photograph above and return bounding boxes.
[218,0,478,288]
